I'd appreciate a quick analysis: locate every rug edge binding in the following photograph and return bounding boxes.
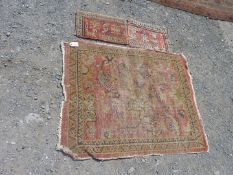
[57,42,79,158]
[57,41,66,151]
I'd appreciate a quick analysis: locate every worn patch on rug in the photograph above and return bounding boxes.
[151,0,233,22]
[128,20,168,51]
[76,11,128,45]
[58,41,208,160]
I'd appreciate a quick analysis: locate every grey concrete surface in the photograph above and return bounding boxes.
[0,0,233,174]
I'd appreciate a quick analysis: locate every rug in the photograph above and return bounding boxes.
[58,40,208,160]
[128,20,168,52]
[76,11,128,45]
[151,0,233,22]
[76,11,168,51]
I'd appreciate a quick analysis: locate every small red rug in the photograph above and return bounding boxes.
[76,11,168,51]
[58,40,208,160]
[151,0,233,22]
[76,11,128,45]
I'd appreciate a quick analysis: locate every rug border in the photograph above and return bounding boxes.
[57,42,93,160]
[179,53,209,153]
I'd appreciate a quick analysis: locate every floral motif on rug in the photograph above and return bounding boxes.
[58,41,208,160]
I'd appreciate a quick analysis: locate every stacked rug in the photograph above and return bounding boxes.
[150,0,233,22]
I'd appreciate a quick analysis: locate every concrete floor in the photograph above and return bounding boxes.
[0,0,233,174]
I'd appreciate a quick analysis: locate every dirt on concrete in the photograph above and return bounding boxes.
[0,0,233,175]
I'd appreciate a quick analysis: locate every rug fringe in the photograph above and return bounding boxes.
[57,42,67,151]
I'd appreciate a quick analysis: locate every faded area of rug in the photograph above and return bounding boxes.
[151,0,233,22]
[128,20,168,52]
[58,40,208,160]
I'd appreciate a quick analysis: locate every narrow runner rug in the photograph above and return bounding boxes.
[76,11,168,51]
[76,11,128,45]
[58,40,208,160]
[150,0,233,22]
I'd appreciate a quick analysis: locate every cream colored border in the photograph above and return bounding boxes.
[57,42,66,151]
